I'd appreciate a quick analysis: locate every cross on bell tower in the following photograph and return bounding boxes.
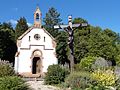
[34,6,42,28]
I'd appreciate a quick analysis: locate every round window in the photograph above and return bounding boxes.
[34,34,40,40]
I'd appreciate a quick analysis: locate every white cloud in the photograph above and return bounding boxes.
[27,23,32,27]
[8,19,32,27]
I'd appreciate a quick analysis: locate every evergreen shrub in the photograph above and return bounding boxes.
[65,71,91,89]
[91,57,109,70]
[0,76,29,90]
[79,56,97,71]
[0,60,15,77]
[115,54,120,66]
[45,64,70,85]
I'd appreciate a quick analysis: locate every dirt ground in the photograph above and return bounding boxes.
[26,81,61,90]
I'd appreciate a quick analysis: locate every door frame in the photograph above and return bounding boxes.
[31,49,43,75]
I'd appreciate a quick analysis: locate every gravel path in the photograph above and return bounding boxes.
[26,81,61,90]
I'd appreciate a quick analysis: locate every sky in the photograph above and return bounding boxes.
[0,0,120,33]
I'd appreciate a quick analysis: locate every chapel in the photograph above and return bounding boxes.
[14,7,58,77]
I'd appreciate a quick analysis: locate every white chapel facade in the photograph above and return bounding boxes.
[14,7,58,77]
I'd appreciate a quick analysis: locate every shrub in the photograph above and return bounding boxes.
[74,64,81,71]
[85,84,108,90]
[65,71,91,89]
[91,57,109,70]
[45,64,70,85]
[114,66,120,89]
[115,54,120,66]
[114,66,120,78]
[0,60,15,77]
[0,76,29,90]
[91,69,117,87]
[79,56,97,71]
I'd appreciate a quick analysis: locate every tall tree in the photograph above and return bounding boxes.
[15,17,28,39]
[0,22,17,63]
[56,31,70,66]
[43,7,62,38]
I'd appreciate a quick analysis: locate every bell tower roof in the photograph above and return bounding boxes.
[34,6,42,28]
[35,6,41,13]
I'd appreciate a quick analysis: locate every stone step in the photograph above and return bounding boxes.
[22,77,44,81]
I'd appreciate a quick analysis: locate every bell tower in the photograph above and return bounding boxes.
[34,6,42,28]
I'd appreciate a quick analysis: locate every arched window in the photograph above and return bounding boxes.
[36,13,39,21]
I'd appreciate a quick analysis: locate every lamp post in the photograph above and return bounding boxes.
[54,15,88,72]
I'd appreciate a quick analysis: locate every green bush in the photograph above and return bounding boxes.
[0,60,15,77]
[65,71,91,89]
[74,64,81,71]
[85,84,108,90]
[115,54,120,66]
[0,76,29,90]
[65,69,117,89]
[79,56,97,71]
[45,64,70,85]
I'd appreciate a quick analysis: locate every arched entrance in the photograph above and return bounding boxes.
[32,57,41,74]
[31,50,42,75]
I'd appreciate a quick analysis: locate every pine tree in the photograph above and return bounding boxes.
[43,7,62,38]
[15,17,28,40]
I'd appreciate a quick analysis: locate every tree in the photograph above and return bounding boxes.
[0,22,17,63]
[15,17,28,40]
[73,18,88,24]
[73,18,90,63]
[56,31,70,66]
[73,18,120,64]
[43,7,62,38]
